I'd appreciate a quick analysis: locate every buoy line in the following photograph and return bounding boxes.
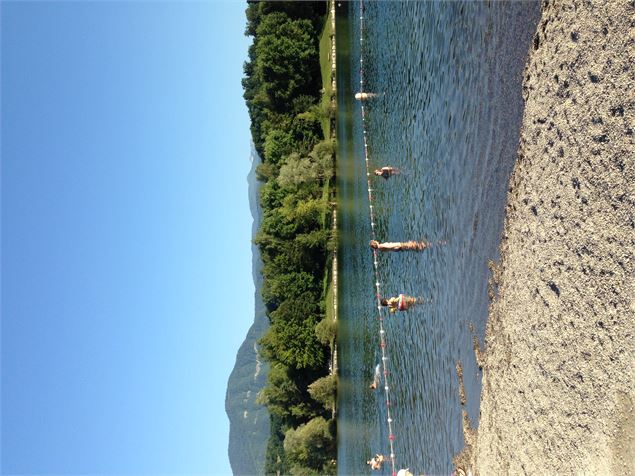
[357,2,399,475]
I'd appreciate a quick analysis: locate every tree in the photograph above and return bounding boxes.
[291,111,323,153]
[309,139,335,179]
[245,87,273,154]
[244,2,262,37]
[277,153,319,189]
[315,317,337,346]
[256,363,313,423]
[308,375,337,411]
[295,229,329,252]
[262,271,317,305]
[280,196,325,232]
[255,12,320,109]
[264,415,287,476]
[292,95,318,115]
[263,128,294,165]
[260,292,326,370]
[259,180,287,209]
[260,207,296,239]
[284,417,334,473]
[255,161,278,182]
[241,3,335,470]
[277,139,335,189]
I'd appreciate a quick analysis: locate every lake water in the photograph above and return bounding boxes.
[335,2,540,475]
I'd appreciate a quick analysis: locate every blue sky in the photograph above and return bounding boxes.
[2,2,253,474]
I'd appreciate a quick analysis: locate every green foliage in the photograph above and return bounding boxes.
[264,128,295,165]
[255,161,277,182]
[257,364,312,422]
[296,229,329,250]
[292,95,318,115]
[261,208,297,240]
[277,139,335,190]
[244,2,262,37]
[278,153,320,189]
[262,271,318,308]
[260,292,326,370]
[264,413,287,476]
[314,317,337,346]
[242,1,336,469]
[259,1,326,25]
[307,375,337,411]
[310,139,335,171]
[311,141,335,184]
[281,196,326,232]
[259,180,287,210]
[255,12,320,110]
[242,2,324,154]
[284,417,335,474]
[291,110,323,153]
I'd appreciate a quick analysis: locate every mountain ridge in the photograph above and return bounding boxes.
[225,144,269,476]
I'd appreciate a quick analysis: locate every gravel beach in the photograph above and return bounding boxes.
[461,1,635,474]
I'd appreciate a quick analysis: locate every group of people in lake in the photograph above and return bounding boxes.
[370,226,433,312]
[357,93,440,475]
[367,164,427,471]
[369,164,431,312]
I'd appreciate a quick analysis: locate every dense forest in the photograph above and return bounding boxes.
[242,1,338,475]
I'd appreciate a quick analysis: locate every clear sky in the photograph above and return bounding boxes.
[2,2,252,474]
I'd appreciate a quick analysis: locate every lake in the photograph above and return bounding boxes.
[335,1,540,474]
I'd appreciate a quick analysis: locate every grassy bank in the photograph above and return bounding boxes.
[319,3,335,139]
[319,0,338,424]
[319,0,337,363]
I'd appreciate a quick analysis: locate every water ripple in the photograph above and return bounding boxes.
[337,1,540,474]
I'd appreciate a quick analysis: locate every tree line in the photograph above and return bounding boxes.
[242,2,337,475]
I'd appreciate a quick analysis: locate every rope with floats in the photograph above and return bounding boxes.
[357,2,400,475]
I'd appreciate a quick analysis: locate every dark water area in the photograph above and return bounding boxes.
[336,2,540,475]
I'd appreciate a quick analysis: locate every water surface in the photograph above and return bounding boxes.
[336,2,540,474]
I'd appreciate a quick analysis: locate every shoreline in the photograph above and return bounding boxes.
[326,0,338,418]
[459,0,635,474]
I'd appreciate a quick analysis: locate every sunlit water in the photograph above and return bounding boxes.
[335,2,540,475]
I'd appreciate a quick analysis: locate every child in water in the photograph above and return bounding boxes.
[381,294,419,313]
[366,454,386,470]
[374,166,399,179]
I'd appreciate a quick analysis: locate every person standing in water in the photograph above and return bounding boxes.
[381,294,420,313]
[370,240,431,251]
[374,166,399,179]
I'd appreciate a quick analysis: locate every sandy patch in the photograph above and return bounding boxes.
[459,1,635,474]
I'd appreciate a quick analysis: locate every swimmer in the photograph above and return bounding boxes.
[374,166,400,179]
[381,294,420,313]
[370,240,430,251]
[369,364,381,389]
[366,454,386,470]
[355,92,379,100]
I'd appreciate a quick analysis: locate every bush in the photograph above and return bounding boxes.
[284,417,335,473]
[314,317,337,346]
[307,375,337,410]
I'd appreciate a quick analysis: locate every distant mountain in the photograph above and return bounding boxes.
[225,144,270,476]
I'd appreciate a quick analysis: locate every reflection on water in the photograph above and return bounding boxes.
[336,1,540,475]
